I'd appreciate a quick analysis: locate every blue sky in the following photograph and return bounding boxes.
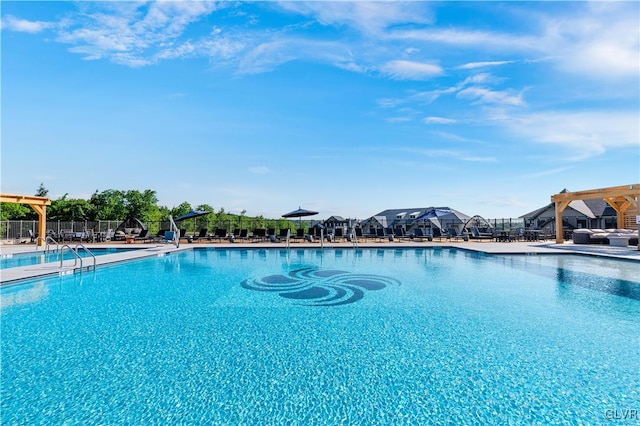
[2,1,638,221]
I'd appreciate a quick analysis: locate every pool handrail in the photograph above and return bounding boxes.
[60,244,82,269]
[74,243,96,270]
[350,226,358,249]
[168,215,180,248]
[36,236,59,253]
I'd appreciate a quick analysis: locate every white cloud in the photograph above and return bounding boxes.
[540,3,640,80]
[390,27,539,52]
[1,15,54,33]
[503,110,640,159]
[457,60,515,70]
[276,2,433,35]
[424,116,456,124]
[380,60,443,80]
[457,87,525,107]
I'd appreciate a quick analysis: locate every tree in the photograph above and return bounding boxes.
[36,183,49,197]
[123,190,159,223]
[170,202,192,219]
[0,203,31,221]
[48,194,94,221]
[89,190,127,220]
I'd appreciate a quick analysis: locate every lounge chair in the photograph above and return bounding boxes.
[469,227,493,240]
[191,228,208,242]
[353,227,365,241]
[375,228,386,242]
[134,229,153,243]
[431,228,445,241]
[291,228,305,242]
[333,228,345,242]
[278,228,290,242]
[152,229,168,243]
[237,229,249,241]
[413,228,431,242]
[446,227,463,241]
[252,228,267,242]
[385,228,397,242]
[394,227,411,241]
[212,228,227,242]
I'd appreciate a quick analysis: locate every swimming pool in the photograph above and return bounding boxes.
[0,247,136,269]
[2,248,638,424]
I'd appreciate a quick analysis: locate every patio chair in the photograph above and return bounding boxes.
[278,228,290,242]
[446,227,463,241]
[384,227,396,242]
[192,228,208,242]
[394,227,411,241]
[237,229,250,241]
[353,227,364,241]
[252,228,267,242]
[291,228,305,242]
[212,228,228,242]
[431,228,445,241]
[469,227,493,240]
[134,229,153,243]
[152,229,168,243]
[413,228,431,242]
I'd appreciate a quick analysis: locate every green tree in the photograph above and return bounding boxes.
[0,203,31,220]
[89,189,127,220]
[36,183,49,197]
[170,202,192,219]
[123,190,158,223]
[49,194,94,221]
[195,204,216,230]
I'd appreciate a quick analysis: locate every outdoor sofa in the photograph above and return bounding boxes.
[572,229,638,246]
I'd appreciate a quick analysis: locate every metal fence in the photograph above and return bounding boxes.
[0,218,313,242]
[0,217,545,243]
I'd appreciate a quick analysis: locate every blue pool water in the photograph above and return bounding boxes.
[0,247,135,269]
[1,248,639,424]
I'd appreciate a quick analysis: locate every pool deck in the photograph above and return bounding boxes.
[1,240,639,285]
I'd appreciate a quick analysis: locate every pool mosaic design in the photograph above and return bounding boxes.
[241,267,401,306]
[1,248,639,424]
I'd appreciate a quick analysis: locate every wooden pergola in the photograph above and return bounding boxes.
[551,184,640,244]
[0,193,51,246]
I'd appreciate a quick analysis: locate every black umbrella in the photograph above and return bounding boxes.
[282,207,318,229]
[174,210,211,233]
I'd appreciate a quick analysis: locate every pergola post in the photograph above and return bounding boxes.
[554,200,570,244]
[0,193,51,246]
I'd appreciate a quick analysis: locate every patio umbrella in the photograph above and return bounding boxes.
[282,207,318,229]
[415,208,470,231]
[174,210,211,233]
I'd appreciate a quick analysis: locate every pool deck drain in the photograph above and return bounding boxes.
[1,240,638,285]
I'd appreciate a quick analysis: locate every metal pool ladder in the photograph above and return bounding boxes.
[36,236,59,253]
[59,243,96,271]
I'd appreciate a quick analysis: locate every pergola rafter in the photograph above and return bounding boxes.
[0,193,51,246]
[551,184,640,245]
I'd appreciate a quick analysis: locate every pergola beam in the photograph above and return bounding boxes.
[0,193,51,246]
[551,184,640,245]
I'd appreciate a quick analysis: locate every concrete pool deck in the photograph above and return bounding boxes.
[2,240,639,285]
